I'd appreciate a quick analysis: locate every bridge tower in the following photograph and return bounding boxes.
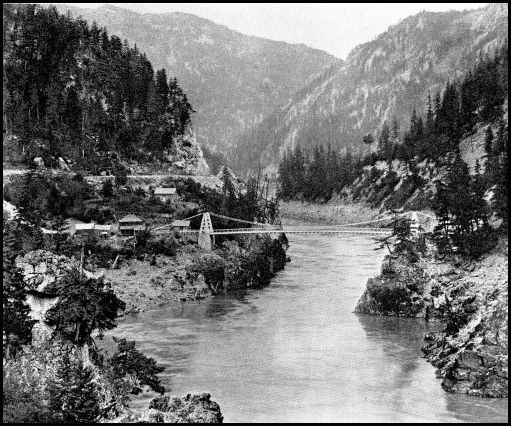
[198,212,214,250]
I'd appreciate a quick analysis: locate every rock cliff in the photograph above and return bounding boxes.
[355,238,508,397]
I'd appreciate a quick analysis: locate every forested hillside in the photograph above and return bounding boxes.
[55,4,339,161]
[3,4,201,175]
[278,46,508,257]
[234,3,508,173]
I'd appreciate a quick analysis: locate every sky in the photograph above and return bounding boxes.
[51,3,488,59]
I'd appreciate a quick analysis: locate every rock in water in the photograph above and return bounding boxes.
[147,393,223,423]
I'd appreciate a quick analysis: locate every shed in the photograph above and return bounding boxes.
[154,187,179,202]
[118,214,146,236]
[172,220,191,232]
[94,224,113,237]
[74,223,95,235]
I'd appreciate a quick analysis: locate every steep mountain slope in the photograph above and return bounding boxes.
[232,3,508,173]
[54,4,339,154]
[3,4,207,175]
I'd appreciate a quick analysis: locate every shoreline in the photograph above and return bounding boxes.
[355,236,508,398]
[279,200,382,225]
[112,200,382,316]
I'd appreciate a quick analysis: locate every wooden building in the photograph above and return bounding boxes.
[172,220,191,232]
[74,223,95,236]
[94,224,113,238]
[154,187,179,203]
[118,214,146,236]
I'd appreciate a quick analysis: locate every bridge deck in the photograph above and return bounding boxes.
[175,227,391,235]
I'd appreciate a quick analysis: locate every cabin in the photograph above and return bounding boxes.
[154,187,179,203]
[172,220,191,232]
[118,214,146,236]
[74,223,96,236]
[94,224,113,238]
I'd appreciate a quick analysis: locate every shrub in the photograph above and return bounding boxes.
[189,253,226,294]
[369,286,412,315]
[145,235,179,257]
[107,337,165,395]
[452,224,498,259]
[47,354,101,423]
[3,362,55,423]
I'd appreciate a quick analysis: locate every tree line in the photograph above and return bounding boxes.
[3,4,194,172]
[278,44,507,202]
[277,44,507,257]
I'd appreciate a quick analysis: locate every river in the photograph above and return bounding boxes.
[105,230,508,423]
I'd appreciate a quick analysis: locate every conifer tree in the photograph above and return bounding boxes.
[45,270,125,345]
[48,353,101,423]
[3,226,36,359]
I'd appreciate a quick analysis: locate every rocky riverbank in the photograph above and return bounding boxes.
[112,393,223,423]
[100,250,212,316]
[101,233,288,316]
[355,237,508,397]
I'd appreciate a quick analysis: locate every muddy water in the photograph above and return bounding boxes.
[106,230,508,423]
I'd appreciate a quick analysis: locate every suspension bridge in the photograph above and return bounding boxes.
[152,211,435,250]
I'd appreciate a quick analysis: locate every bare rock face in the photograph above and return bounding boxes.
[16,249,99,293]
[146,393,223,423]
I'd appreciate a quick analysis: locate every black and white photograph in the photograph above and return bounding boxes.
[2,2,508,423]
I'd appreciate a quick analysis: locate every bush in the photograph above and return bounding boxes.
[3,363,55,423]
[369,286,413,315]
[188,253,226,294]
[108,337,165,395]
[144,234,179,257]
[452,224,498,259]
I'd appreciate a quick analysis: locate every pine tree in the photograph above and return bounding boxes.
[48,353,101,423]
[155,69,169,114]
[432,180,453,253]
[3,224,36,359]
[44,270,125,345]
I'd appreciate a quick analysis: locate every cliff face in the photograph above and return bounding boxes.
[232,3,508,172]
[355,238,508,397]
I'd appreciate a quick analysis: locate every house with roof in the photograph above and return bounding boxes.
[171,220,191,232]
[154,187,180,203]
[118,214,146,236]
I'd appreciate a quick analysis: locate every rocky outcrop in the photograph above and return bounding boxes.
[15,250,102,347]
[112,393,223,423]
[4,338,125,420]
[354,252,428,317]
[421,239,508,397]
[356,237,508,397]
[16,249,100,294]
[148,393,223,423]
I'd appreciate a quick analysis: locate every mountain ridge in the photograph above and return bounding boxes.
[52,3,340,156]
[231,3,508,173]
